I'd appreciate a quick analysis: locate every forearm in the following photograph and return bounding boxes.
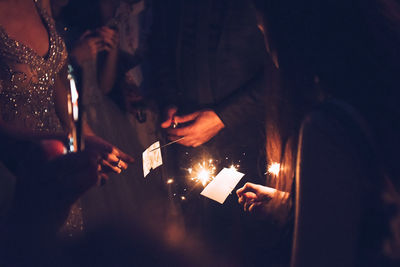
[214,68,267,129]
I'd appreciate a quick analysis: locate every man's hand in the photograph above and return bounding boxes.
[161,108,225,147]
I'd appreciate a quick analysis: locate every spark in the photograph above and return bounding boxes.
[187,158,217,187]
[167,178,174,184]
[268,162,281,176]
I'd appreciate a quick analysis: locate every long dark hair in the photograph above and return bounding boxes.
[254,0,400,227]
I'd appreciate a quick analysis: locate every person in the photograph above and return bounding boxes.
[237,0,400,266]
[0,0,133,264]
[54,2,180,264]
[151,0,279,264]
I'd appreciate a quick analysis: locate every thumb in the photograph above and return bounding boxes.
[161,106,178,128]
[174,111,200,124]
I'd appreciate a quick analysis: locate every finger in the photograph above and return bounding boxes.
[243,199,254,212]
[161,107,178,128]
[101,159,122,174]
[244,191,258,200]
[112,147,134,164]
[248,202,262,212]
[103,153,128,170]
[167,125,194,137]
[236,186,245,197]
[238,195,245,205]
[102,38,115,48]
[236,182,256,196]
[241,182,261,195]
[174,112,200,124]
[191,141,204,148]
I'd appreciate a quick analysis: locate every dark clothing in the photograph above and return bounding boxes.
[151,0,280,265]
[151,0,270,128]
[294,100,390,267]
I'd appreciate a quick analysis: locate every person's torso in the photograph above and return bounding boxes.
[0,0,67,133]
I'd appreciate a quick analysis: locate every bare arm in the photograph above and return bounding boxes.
[97,27,119,94]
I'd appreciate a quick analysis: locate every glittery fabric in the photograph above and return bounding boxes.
[0,0,83,237]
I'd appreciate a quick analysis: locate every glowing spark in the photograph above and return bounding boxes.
[181,196,186,201]
[198,169,210,186]
[167,178,174,184]
[187,158,216,187]
[268,162,281,176]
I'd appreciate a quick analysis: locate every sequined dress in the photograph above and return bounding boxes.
[0,0,83,236]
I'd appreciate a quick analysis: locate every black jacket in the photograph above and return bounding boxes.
[151,0,275,130]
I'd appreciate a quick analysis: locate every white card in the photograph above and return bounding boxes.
[200,168,245,204]
[142,141,163,177]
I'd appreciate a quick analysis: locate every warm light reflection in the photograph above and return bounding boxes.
[268,162,281,176]
[69,77,79,121]
[167,178,174,184]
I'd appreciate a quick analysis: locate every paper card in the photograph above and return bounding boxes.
[142,141,163,177]
[201,168,245,204]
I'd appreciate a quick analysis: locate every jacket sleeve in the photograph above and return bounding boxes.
[214,54,278,129]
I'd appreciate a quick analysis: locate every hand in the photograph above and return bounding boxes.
[70,31,104,65]
[236,183,278,213]
[39,136,134,181]
[96,26,119,51]
[160,106,178,128]
[162,109,225,147]
[84,135,134,181]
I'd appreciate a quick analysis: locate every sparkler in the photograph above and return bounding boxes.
[149,137,185,152]
[186,159,241,187]
[268,162,281,176]
[187,159,217,187]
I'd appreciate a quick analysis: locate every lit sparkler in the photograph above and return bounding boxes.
[187,159,217,186]
[268,162,281,176]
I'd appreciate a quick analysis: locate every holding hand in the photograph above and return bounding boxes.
[96,26,119,51]
[161,107,225,147]
[84,135,134,181]
[38,135,134,187]
[70,30,105,65]
[236,183,277,213]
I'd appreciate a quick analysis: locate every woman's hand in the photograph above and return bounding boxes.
[70,31,105,65]
[96,26,119,52]
[39,135,134,184]
[236,183,277,212]
[84,135,134,181]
